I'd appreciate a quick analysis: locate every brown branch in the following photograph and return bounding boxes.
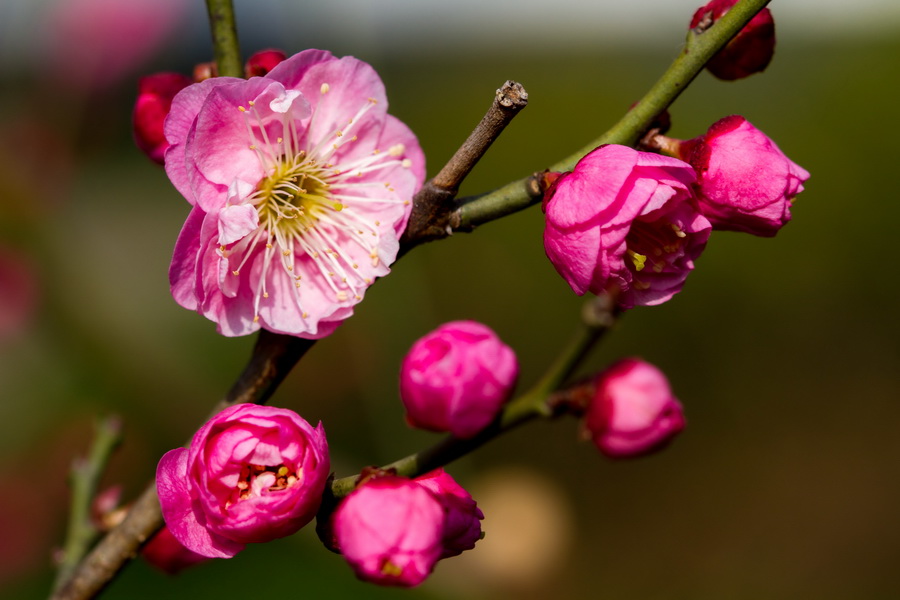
[400,80,528,251]
[51,332,315,600]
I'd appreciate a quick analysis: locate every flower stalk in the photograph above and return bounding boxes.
[329,294,619,499]
[204,0,242,78]
[52,417,122,593]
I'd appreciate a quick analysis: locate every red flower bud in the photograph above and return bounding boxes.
[132,72,191,164]
[690,0,775,81]
[244,49,288,78]
[584,358,685,458]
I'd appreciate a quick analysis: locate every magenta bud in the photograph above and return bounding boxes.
[400,321,519,439]
[132,72,191,164]
[691,0,775,81]
[684,115,809,237]
[141,526,210,575]
[584,358,685,459]
[414,469,484,558]
[244,49,288,78]
[333,476,445,587]
[156,404,330,558]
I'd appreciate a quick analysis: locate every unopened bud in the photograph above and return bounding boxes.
[690,0,775,81]
[132,72,191,164]
[583,358,685,459]
[244,49,288,78]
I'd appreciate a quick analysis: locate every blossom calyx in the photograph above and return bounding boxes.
[543,144,711,310]
[400,320,519,439]
[680,116,809,237]
[333,475,445,587]
[584,358,685,459]
[691,0,775,81]
[156,404,330,558]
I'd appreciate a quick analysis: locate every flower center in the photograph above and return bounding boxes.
[625,219,688,290]
[235,463,299,501]
[221,85,414,328]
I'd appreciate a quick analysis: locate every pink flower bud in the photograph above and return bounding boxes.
[684,115,809,237]
[690,0,775,81]
[333,476,445,587]
[244,49,288,77]
[132,72,191,164]
[141,526,210,575]
[156,404,330,558]
[584,358,685,458]
[542,145,711,310]
[414,469,484,558]
[400,321,519,439]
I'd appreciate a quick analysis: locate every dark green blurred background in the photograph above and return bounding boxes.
[2,1,899,598]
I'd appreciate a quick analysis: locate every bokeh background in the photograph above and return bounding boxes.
[2,0,899,598]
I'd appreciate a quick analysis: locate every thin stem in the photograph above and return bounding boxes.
[205,0,242,78]
[53,417,122,593]
[456,0,773,231]
[329,295,619,498]
[401,81,529,250]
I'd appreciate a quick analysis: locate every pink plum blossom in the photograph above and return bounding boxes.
[584,358,685,458]
[333,475,445,587]
[165,49,425,337]
[542,144,711,310]
[690,0,775,81]
[414,469,484,558]
[156,404,330,558]
[133,72,192,164]
[679,115,810,237]
[400,321,518,438]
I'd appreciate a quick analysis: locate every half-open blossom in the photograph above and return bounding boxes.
[166,49,425,337]
[674,116,809,237]
[156,404,330,558]
[584,358,685,458]
[690,0,775,81]
[333,475,444,587]
[400,321,518,439]
[133,72,192,164]
[543,144,711,310]
[414,469,484,558]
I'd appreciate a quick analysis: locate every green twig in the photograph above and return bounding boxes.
[205,0,243,78]
[455,0,773,231]
[52,417,122,593]
[329,295,619,498]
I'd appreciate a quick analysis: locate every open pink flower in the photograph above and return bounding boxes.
[156,404,330,558]
[680,115,809,237]
[690,0,775,81]
[584,358,685,458]
[414,469,484,558]
[333,475,444,587]
[400,321,518,439]
[166,49,425,337]
[543,145,711,309]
